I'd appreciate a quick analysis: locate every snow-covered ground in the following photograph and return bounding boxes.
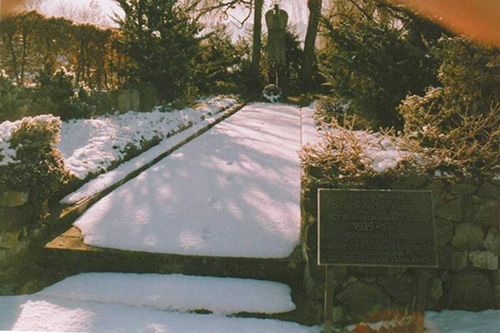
[73,103,310,258]
[0,273,318,333]
[344,310,500,333]
[37,273,296,316]
[58,96,237,180]
[0,273,497,332]
[0,96,237,176]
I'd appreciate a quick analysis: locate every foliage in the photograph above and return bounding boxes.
[0,72,32,122]
[0,11,124,90]
[0,68,114,122]
[194,24,240,95]
[31,68,112,120]
[231,26,304,98]
[115,0,202,101]
[231,33,260,98]
[320,18,439,129]
[399,37,500,178]
[281,27,304,95]
[0,115,71,215]
[315,96,376,130]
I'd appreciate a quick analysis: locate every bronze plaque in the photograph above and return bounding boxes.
[318,189,437,267]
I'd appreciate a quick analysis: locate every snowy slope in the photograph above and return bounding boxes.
[74,103,304,258]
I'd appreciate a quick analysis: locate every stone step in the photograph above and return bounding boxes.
[44,227,301,283]
[41,227,317,325]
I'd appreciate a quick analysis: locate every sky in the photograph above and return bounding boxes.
[38,0,309,38]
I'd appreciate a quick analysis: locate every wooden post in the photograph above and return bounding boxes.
[414,269,430,333]
[324,266,335,333]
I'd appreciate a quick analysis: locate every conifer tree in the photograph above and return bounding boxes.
[115,0,202,100]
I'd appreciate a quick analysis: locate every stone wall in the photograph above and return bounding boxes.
[0,190,60,295]
[302,178,500,323]
[0,190,33,294]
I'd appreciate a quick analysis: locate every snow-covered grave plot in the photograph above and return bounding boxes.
[60,98,238,204]
[58,96,237,180]
[0,273,318,333]
[74,103,312,258]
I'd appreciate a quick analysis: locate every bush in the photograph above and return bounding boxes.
[320,19,439,129]
[316,96,376,130]
[28,68,114,120]
[0,115,71,216]
[195,25,240,95]
[0,72,31,123]
[399,37,500,178]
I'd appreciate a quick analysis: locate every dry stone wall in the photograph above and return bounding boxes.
[0,190,57,295]
[0,190,33,294]
[302,177,500,323]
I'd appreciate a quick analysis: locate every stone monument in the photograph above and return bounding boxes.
[265,4,288,93]
[265,4,288,67]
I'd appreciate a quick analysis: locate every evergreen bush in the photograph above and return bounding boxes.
[0,72,31,123]
[0,115,71,216]
[320,18,439,129]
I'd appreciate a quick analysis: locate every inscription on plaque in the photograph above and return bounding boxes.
[318,189,438,267]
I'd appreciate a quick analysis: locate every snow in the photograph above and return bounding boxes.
[38,273,296,316]
[74,103,304,258]
[345,310,500,333]
[301,102,322,146]
[60,100,235,204]
[0,119,19,166]
[58,96,237,180]
[0,296,317,333]
[0,273,317,333]
[0,271,498,332]
[63,100,320,205]
[324,128,419,174]
[425,310,500,333]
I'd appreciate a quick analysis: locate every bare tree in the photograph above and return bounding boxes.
[25,0,45,11]
[300,0,322,90]
[54,0,109,26]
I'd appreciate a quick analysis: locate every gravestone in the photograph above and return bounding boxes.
[265,5,288,66]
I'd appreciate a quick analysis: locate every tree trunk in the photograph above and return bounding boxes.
[251,0,263,92]
[300,0,323,91]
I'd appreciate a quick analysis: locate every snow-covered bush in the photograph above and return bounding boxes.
[300,123,423,188]
[0,115,71,216]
